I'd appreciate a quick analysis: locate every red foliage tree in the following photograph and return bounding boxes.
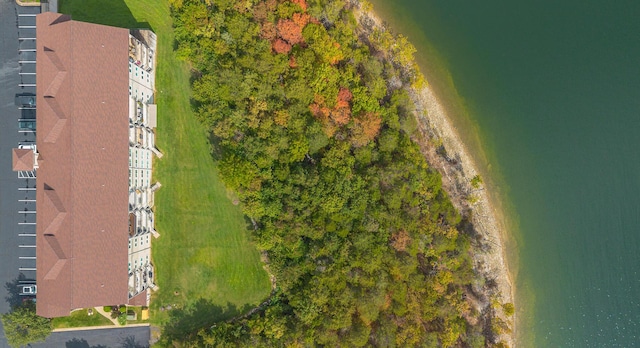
[272,38,292,54]
[277,19,304,45]
[288,55,298,68]
[291,0,308,11]
[331,88,353,125]
[336,88,353,109]
[292,12,310,28]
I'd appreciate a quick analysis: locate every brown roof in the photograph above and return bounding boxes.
[128,289,149,306]
[36,13,130,318]
[12,148,34,171]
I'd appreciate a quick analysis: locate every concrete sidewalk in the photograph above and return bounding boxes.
[53,323,150,333]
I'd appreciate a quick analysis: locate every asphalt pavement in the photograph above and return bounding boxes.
[1,3,151,347]
[0,0,39,346]
[31,326,151,348]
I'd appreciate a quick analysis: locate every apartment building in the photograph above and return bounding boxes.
[19,12,160,318]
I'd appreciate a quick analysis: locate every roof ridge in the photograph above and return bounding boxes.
[44,71,67,97]
[43,97,67,143]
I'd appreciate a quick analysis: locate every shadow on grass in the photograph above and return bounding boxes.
[160,299,251,345]
[59,0,152,31]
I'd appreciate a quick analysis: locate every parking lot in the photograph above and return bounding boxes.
[0,1,40,346]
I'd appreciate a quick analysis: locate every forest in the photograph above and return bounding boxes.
[167,0,510,346]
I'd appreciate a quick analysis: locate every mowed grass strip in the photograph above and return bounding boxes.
[59,0,271,323]
[51,309,114,329]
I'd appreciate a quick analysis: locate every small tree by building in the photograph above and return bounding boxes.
[1,301,52,347]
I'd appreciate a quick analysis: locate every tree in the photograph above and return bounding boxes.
[277,19,304,45]
[1,301,52,347]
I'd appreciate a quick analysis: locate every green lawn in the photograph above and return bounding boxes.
[51,309,114,329]
[59,0,271,325]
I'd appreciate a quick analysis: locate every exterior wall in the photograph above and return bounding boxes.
[127,32,157,302]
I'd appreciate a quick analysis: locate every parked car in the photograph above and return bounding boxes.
[20,285,37,296]
[15,93,36,108]
[18,143,36,151]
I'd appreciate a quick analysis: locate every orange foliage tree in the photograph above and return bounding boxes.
[291,0,307,11]
[390,229,412,252]
[277,19,304,45]
[272,38,292,54]
[352,112,382,146]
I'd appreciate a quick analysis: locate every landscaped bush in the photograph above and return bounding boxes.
[117,313,127,326]
[110,305,125,319]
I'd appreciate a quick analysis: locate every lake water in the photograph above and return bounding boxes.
[370,1,640,346]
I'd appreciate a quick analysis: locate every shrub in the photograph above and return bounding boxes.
[117,313,127,326]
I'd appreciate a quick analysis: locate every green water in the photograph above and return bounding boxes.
[370,1,640,346]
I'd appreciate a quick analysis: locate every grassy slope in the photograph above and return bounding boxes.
[58,0,271,324]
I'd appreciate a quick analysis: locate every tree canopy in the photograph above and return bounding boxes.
[1,301,52,348]
[167,0,502,346]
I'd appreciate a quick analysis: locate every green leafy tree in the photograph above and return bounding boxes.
[168,0,499,346]
[1,302,52,348]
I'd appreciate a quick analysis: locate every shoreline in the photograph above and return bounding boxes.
[354,4,516,346]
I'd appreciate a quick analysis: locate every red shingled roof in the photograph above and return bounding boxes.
[36,12,130,318]
[128,289,148,307]
[12,148,34,171]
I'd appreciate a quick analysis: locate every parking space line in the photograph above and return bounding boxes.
[18,211,36,214]
[18,188,36,191]
[19,38,36,40]
[18,14,37,16]
[19,256,37,260]
[18,223,36,225]
[18,199,36,202]
[18,26,37,29]
[19,268,36,271]
[18,61,36,63]
[19,234,36,237]
[19,245,36,248]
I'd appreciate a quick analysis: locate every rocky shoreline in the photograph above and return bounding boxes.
[353,3,516,346]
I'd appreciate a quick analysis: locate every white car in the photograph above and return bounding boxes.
[20,285,37,296]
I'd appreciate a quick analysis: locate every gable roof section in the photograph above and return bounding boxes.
[36,12,130,318]
[12,149,34,171]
